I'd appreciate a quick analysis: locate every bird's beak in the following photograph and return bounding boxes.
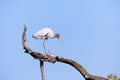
[58,37,63,44]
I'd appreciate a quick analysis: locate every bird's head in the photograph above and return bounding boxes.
[55,34,60,39]
[55,34,63,43]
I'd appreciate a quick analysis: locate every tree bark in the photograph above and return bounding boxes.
[22,25,109,80]
[40,60,45,80]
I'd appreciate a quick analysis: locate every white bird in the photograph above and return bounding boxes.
[32,27,61,54]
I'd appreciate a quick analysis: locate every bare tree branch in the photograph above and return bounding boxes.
[40,60,45,80]
[22,25,109,80]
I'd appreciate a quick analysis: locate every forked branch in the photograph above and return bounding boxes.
[22,25,108,80]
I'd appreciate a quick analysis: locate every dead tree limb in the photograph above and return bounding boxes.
[22,25,109,80]
[40,60,45,80]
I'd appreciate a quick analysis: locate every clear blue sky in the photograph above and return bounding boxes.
[0,0,120,80]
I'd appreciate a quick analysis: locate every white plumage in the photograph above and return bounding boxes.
[33,27,61,54]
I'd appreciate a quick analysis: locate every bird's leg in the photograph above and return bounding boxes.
[43,40,47,54]
[45,40,51,54]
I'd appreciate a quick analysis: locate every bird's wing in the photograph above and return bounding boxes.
[33,27,54,39]
[41,28,54,37]
[45,28,54,37]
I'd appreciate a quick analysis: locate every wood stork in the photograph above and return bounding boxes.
[32,27,61,54]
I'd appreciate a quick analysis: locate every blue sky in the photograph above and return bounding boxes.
[0,0,120,80]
